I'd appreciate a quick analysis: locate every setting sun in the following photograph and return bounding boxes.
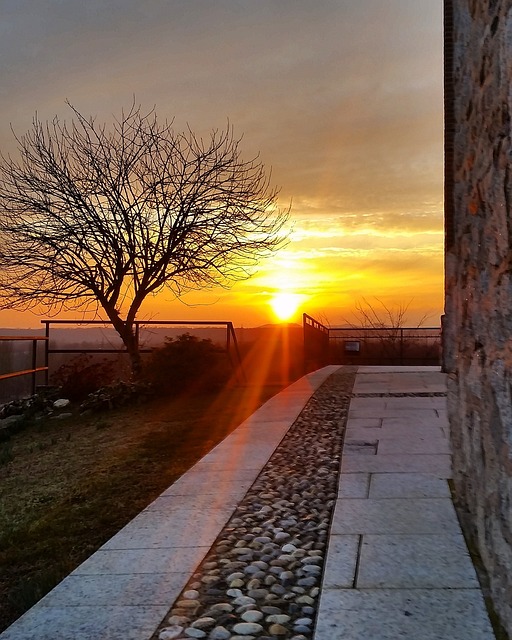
[269,292,305,322]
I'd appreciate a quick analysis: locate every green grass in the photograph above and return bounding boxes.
[0,442,13,466]
[0,382,284,632]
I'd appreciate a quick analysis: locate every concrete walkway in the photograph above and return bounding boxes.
[315,366,495,639]
[0,366,496,639]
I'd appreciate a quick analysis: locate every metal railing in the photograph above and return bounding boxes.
[303,313,441,371]
[0,336,49,395]
[303,314,330,372]
[41,319,244,384]
[328,326,442,366]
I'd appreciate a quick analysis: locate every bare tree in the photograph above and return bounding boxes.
[0,103,289,375]
[352,297,422,330]
[347,297,431,362]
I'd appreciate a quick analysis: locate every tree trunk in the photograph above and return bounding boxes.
[101,304,142,379]
[125,338,143,380]
[116,327,142,379]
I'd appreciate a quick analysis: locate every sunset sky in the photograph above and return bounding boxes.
[0,0,444,329]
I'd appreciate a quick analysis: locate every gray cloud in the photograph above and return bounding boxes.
[0,0,444,257]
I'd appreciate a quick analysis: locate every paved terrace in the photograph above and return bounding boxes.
[0,366,496,640]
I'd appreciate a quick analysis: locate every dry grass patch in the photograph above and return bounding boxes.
[0,382,284,632]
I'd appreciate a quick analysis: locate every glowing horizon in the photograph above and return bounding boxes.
[0,202,444,330]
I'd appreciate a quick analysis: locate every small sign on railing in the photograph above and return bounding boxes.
[344,340,361,353]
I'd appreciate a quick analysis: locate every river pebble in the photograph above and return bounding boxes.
[151,369,355,639]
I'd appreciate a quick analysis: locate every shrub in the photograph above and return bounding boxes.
[143,333,231,395]
[79,380,152,413]
[51,355,116,402]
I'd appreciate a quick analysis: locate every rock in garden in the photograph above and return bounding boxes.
[167,615,190,626]
[184,627,207,638]
[266,614,291,624]
[158,626,184,640]
[208,627,231,640]
[53,398,71,408]
[268,623,288,635]
[233,596,256,607]
[51,412,73,420]
[274,532,290,542]
[232,622,264,635]
[176,600,201,611]
[191,617,216,629]
[229,578,245,588]
[241,610,264,623]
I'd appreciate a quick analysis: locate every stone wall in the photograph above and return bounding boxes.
[444,0,512,634]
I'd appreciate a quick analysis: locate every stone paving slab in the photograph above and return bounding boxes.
[368,472,451,499]
[321,535,360,588]
[159,469,261,497]
[37,572,192,607]
[381,415,448,429]
[73,547,209,576]
[99,507,239,550]
[352,383,448,395]
[376,435,451,455]
[315,589,496,640]
[0,605,172,640]
[338,472,370,498]
[349,396,445,411]
[191,420,293,456]
[341,452,453,475]
[346,424,447,442]
[142,494,240,513]
[349,407,446,419]
[357,533,480,588]
[331,497,460,535]
[357,366,444,373]
[159,479,255,498]
[385,395,446,409]
[352,367,447,395]
[345,417,382,429]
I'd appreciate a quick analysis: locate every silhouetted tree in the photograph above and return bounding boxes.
[0,103,289,375]
[352,297,419,330]
[348,297,430,362]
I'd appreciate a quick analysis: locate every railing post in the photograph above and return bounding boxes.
[44,321,50,386]
[303,313,309,374]
[303,313,330,373]
[135,322,140,352]
[31,339,37,395]
[227,322,245,383]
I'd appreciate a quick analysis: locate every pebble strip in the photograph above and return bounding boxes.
[152,368,356,640]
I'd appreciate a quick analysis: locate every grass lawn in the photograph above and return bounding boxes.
[0,381,284,633]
